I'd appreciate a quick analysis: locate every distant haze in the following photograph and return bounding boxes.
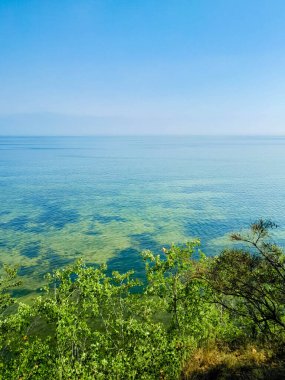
[0,0,285,135]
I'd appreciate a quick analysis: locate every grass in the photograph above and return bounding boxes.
[182,344,285,380]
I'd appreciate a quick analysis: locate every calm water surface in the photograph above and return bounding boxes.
[1,136,285,296]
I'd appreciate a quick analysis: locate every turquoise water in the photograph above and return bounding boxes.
[1,136,285,296]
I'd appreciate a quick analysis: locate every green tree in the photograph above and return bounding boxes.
[142,241,219,346]
[207,220,285,339]
[0,265,20,314]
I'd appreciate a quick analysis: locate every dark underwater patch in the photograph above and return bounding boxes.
[184,218,244,257]
[27,225,47,233]
[0,204,80,233]
[0,239,7,247]
[0,211,10,217]
[107,247,145,276]
[47,251,75,272]
[26,191,79,208]
[36,204,80,230]
[130,232,161,251]
[185,219,242,239]
[92,214,126,224]
[18,264,39,276]
[0,215,30,231]
[84,230,101,236]
[11,288,34,298]
[21,241,41,258]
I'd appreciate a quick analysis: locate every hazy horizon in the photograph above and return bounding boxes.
[1,129,285,137]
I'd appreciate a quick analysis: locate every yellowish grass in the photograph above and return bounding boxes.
[183,345,273,379]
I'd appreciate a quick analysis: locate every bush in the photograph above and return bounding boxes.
[1,220,285,379]
[206,220,285,341]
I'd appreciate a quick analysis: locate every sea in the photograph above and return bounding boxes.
[1,136,285,297]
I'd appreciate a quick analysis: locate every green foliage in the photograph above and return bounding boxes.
[0,264,21,314]
[142,242,218,343]
[1,255,203,379]
[206,219,285,340]
[0,220,285,379]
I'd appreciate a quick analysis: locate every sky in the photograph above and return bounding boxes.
[0,0,285,135]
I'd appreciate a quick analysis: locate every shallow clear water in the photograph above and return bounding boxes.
[1,136,285,296]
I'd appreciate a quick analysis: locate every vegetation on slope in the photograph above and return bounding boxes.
[0,220,285,379]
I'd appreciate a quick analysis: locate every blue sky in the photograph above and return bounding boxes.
[0,0,284,135]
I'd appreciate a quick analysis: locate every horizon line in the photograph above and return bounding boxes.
[0,134,285,138]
